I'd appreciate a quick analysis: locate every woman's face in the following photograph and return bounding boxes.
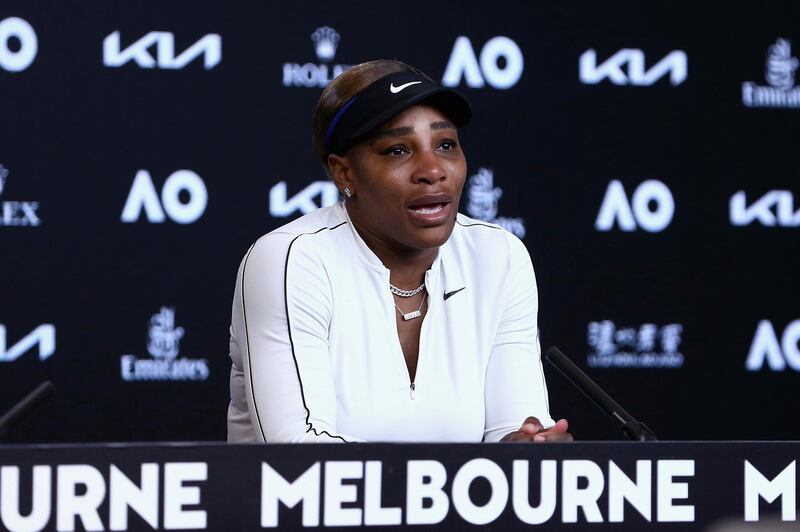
[342,105,467,252]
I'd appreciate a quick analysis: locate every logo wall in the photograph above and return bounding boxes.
[0,324,55,362]
[0,17,37,72]
[121,307,209,381]
[465,168,525,238]
[742,38,800,108]
[588,321,684,368]
[746,320,800,371]
[595,180,674,232]
[121,170,207,224]
[283,27,351,88]
[579,49,687,86]
[103,31,221,69]
[442,36,523,89]
[269,180,338,218]
[0,164,41,227]
[730,190,800,227]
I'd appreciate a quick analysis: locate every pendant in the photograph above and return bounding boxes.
[402,310,422,321]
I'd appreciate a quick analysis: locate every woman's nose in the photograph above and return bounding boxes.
[411,149,446,184]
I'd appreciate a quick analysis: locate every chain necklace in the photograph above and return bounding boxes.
[393,292,427,321]
[389,282,425,298]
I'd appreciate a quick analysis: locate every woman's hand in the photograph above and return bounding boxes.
[500,417,573,442]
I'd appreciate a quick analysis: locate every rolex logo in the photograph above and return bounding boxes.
[283,26,350,88]
[0,163,42,227]
[311,26,340,63]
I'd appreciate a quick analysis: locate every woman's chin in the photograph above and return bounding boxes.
[406,220,457,250]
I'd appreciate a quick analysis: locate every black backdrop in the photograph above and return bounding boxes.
[1,1,798,443]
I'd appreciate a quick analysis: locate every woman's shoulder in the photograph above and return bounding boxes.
[451,212,529,260]
[240,203,349,271]
[447,214,537,301]
[251,202,347,248]
[266,202,347,239]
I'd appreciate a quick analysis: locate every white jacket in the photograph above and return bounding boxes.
[227,202,554,443]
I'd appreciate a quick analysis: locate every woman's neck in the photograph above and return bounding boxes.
[348,207,437,289]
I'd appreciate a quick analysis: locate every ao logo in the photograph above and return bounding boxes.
[0,17,37,72]
[442,36,523,89]
[103,31,221,70]
[269,181,338,218]
[0,324,55,362]
[595,180,674,232]
[121,170,207,224]
[746,320,800,372]
[580,49,687,86]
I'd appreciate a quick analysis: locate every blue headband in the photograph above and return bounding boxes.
[324,96,359,149]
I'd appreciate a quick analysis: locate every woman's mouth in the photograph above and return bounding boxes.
[407,202,451,226]
[410,204,445,215]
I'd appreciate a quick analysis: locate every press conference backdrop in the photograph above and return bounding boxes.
[1,1,798,443]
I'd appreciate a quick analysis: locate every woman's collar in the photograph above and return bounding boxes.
[340,201,444,277]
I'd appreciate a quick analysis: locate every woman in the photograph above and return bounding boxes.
[227,59,571,443]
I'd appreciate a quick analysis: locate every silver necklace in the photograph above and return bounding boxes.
[394,292,427,321]
[389,282,425,298]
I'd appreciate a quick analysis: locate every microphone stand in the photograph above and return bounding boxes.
[545,347,657,441]
[0,381,55,441]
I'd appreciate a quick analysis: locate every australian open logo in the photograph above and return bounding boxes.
[742,38,800,108]
[120,307,209,381]
[0,163,41,227]
[282,26,351,88]
[466,168,526,238]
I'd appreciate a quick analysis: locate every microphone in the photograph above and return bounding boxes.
[544,346,657,441]
[0,381,55,441]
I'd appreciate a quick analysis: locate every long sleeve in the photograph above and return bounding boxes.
[483,233,555,442]
[229,231,363,443]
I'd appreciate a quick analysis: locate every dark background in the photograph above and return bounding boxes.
[1,1,797,443]
[3,441,793,530]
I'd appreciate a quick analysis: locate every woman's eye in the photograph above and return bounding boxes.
[382,146,409,157]
[438,140,457,151]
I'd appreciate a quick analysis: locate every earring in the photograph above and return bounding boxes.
[343,187,352,198]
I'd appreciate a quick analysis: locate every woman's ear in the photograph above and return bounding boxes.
[328,153,355,197]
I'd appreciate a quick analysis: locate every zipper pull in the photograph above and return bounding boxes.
[410,382,416,400]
